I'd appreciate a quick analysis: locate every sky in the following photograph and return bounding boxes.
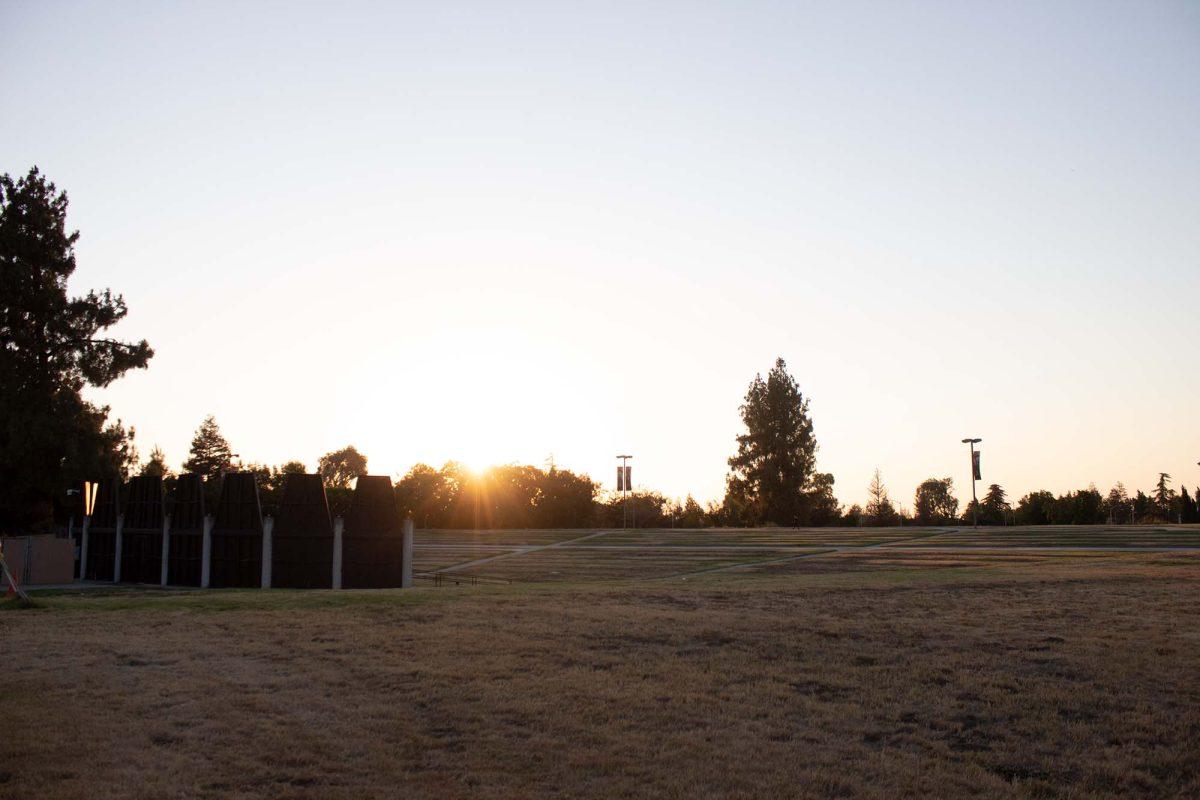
[2,1,1198,508]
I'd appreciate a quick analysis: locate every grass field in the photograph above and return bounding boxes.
[2,526,1198,799]
[902,525,1200,548]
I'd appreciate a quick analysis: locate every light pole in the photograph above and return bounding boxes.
[616,454,632,528]
[961,438,982,528]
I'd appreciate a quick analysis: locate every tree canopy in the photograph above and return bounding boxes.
[914,478,958,524]
[865,469,898,525]
[182,415,233,479]
[0,167,152,528]
[318,445,368,489]
[724,358,826,526]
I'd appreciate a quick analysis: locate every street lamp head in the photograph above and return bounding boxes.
[961,438,981,444]
[615,454,632,459]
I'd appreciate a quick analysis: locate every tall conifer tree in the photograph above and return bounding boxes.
[182,415,233,479]
[725,358,820,526]
[0,167,152,527]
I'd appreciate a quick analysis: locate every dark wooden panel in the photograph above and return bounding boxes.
[343,476,403,589]
[272,473,333,589]
[166,474,206,586]
[167,531,203,587]
[120,476,164,584]
[84,478,121,581]
[124,475,164,530]
[170,474,206,532]
[210,472,263,588]
[121,531,162,584]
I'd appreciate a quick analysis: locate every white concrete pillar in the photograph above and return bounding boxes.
[201,514,214,589]
[160,514,171,586]
[113,514,125,583]
[79,517,90,581]
[401,518,413,589]
[332,517,344,590]
[261,516,274,589]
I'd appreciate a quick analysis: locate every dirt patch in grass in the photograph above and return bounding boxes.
[1,558,1197,799]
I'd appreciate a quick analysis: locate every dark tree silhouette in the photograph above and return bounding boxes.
[0,167,152,528]
[1154,473,1175,521]
[865,469,897,525]
[914,478,958,524]
[182,415,233,479]
[140,445,170,478]
[1105,483,1130,524]
[1177,485,1197,524]
[977,483,1010,525]
[318,445,368,490]
[724,358,820,526]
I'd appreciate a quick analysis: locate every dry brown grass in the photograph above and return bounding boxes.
[2,553,1198,799]
[410,545,523,573]
[570,527,943,547]
[417,529,598,546]
[907,525,1200,548]
[451,546,806,581]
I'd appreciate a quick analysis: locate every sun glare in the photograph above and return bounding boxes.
[461,456,493,478]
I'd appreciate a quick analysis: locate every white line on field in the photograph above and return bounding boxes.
[434,529,615,574]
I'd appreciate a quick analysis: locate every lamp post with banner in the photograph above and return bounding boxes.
[616,454,632,528]
[961,438,982,528]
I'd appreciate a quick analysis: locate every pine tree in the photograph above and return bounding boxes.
[979,484,1010,525]
[1105,482,1129,524]
[182,415,233,479]
[141,445,170,478]
[1,167,153,527]
[865,469,897,525]
[1178,485,1197,524]
[678,495,706,527]
[725,358,819,526]
[1153,473,1175,521]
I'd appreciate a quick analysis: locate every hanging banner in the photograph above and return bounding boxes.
[624,465,632,491]
[972,450,981,481]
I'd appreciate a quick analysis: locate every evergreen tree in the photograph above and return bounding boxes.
[1105,482,1129,524]
[979,483,1010,525]
[677,495,706,527]
[1178,485,1197,524]
[0,167,153,528]
[182,415,233,479]
[1154,473,1175,521]
[140,445,170,478]
[1132,490,1153,523]
[865,468,898,525]
[724,358,819,526]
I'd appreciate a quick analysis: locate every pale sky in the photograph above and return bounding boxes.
[3,1,1198,508]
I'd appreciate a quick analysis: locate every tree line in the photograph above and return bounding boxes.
[156,405,1198,529]
[3,166,1196,531]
